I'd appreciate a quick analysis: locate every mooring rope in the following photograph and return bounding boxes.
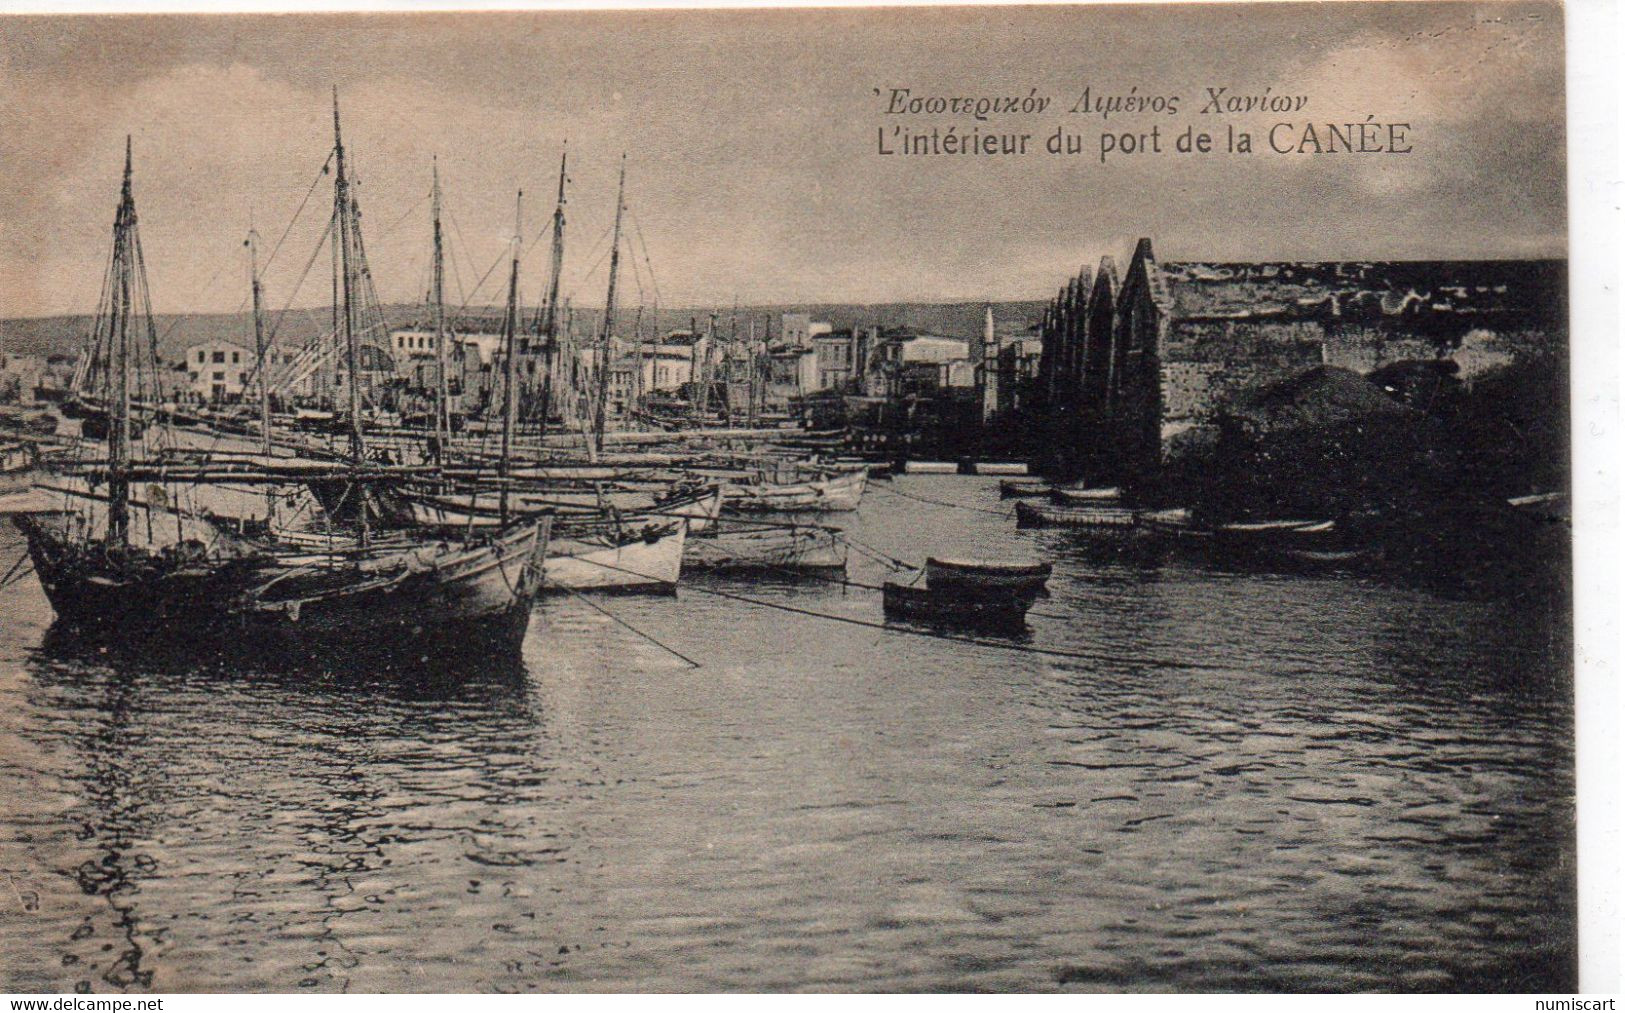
[0,551,34,591]
[867,481,1016,518]
[562,555,1232,672]
[840,533,914,571]
[557,583,701,668]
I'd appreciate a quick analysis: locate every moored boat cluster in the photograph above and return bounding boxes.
[0,101,894,667]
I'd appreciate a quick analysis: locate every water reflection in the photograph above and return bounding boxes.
[0,478,1574,992]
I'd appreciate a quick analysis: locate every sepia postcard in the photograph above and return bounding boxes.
[0,0,1600,996]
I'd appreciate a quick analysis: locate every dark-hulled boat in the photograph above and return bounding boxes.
[16,510,549,652]
[239,516,550,647]
[1014,499,1139,531]
[14,110,552,660]
[882,556,1051,630]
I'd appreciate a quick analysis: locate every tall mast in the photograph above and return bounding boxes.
[331,88,369,546]
[248,227,271,457]
[692,308,705,419]
[539,144,568,436]
[630,304,644,417]
[593,155,626,452]
[698,312,717,420]
[498,191,523,526]
[106,136,135,549]
[431,157,450,461]
[728,305,739,423]
[332,88,364,468]
[746,317,758,429]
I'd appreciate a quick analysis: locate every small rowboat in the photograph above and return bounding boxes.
[1281,547,1375,566]
[1014,500,1138,530]
[724,468,867,513]
[998,478,1051,499]
[1218,519,1334,535]
[1211,519,1336,553]
[923,556,1051,597]
[1048,486,1122,505]
[1138,507,1210,543]
[883,555,1051,630]
[684,521,847,574]
[882,582,1036,630]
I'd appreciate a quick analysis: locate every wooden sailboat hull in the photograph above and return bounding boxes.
[12,511,270,627]
[242,518,549,649]
[400,484,722,532]
[723,468,867,513]
[684,521,847,574]
[14,511,550,654]
[543,522,686,592]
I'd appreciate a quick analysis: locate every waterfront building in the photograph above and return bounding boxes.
[765,344,819,406]
[813,328,858,391]
[1036,238,1567,484]
[180,339,253,402]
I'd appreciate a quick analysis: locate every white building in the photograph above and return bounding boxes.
[894,332,970,365]
[181,339,254,402]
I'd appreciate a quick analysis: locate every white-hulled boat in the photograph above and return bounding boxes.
[543,519,687,592]
[723,467,867,513]
[684,519,847,574]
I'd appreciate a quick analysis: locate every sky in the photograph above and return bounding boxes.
[0,2,1567,317]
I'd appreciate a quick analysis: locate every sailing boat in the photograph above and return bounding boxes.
[17,104,551,659]
[237,93,552,652]
[396,157,691,593]
[530,145,568,435]
[13,138,272,626]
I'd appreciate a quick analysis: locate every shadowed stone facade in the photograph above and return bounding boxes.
[1035,241,1566,487]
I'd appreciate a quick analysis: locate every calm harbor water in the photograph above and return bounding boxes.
[0,475,1573,992]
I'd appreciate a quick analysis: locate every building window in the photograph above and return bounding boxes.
[239,373,247,384]
[196,350,205,363]
[232,351,240,364]
[213,371,225,381]
[212,351,225,364]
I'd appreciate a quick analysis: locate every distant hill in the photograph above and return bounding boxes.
[0,301,1047,361]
